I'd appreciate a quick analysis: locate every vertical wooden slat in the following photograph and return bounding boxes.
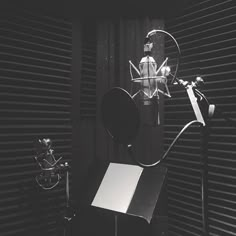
[95,21,113,161]
[80,20,97,119]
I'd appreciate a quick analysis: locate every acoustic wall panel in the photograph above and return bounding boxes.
[164,0,236,235]
[80,21,97,119]
[0,9,72,236]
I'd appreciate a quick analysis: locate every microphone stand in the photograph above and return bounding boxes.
[59,162,75,236]
[34,139,75,236]
[200,121,209,236]
[194,83,235,236]
[194,85,235,236]
[128,76,235,236]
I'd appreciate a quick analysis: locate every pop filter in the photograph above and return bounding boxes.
[101,87,140,145]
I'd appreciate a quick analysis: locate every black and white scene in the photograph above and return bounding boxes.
[0,0,235,235]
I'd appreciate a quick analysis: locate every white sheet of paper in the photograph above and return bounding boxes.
[92,163,143,213]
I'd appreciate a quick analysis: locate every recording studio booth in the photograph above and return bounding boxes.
[0,0,235,236]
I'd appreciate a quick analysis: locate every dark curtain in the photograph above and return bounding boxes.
[95,17,165,165]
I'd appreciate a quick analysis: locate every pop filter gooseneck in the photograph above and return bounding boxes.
[101,87,203,168]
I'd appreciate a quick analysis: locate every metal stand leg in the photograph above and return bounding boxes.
[65,163,70,208]
[114,215,118,236]
[63,162,74,236]
[200,126,209,236]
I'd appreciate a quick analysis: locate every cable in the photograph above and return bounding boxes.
[128,120,203,168]
[146,29,181,84]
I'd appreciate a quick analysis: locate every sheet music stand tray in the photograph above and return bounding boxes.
[88,162,167,236]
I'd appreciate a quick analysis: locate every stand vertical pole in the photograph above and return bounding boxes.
[114,215,118,236]
[63,162,72,236]
[200,125,209,236]
[65,162,70,207]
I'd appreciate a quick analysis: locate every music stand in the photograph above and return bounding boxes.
[90,162,167,236]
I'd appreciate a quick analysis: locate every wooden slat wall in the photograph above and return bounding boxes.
[0,9,72,236]
[164,0,236,235]
[80,20,97,119]
[95,18,165,164]
[71,18,98,208]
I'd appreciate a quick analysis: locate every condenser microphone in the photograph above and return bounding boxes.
[34,138,62,190]
[129,34,171,126]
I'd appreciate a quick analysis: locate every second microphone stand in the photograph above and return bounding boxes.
[59,162,75,236]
